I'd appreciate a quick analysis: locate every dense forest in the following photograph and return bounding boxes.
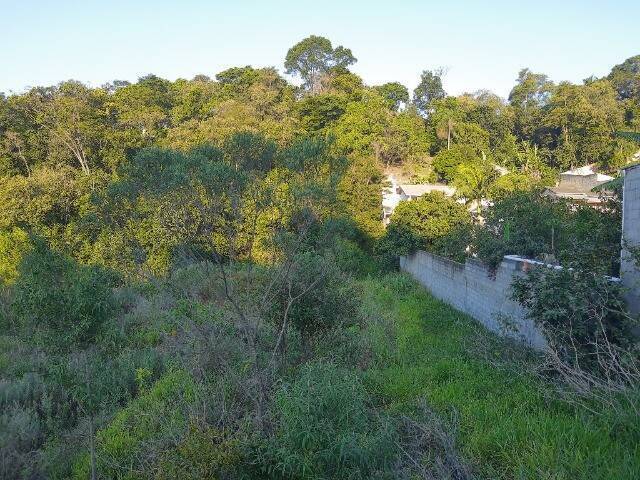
[1,36,639,479]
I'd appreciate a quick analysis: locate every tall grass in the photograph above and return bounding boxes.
[359,272,640,479]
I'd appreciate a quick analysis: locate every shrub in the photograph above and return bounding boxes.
[0,405,43,479]
[155,423,241,480]
[0,227,31,285]
[473,191,621,275]
[260,362,397,479]
[72,369,196,480]
[271,253,360,349]
[512,266,636,369]
[10,241,119,352]
[330,237,377,277]
[377,192,471,265]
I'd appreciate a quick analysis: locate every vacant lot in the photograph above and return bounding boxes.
[360,273,640,479]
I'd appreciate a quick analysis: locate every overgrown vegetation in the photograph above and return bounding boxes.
[1,36,639,479]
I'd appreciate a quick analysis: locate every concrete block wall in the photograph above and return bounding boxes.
[400,251,547,349]
[621,164,640,314]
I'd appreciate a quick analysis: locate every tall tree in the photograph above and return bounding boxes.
[284,35,356,94]
[374,82,409,111]
[608,54,640,101]
[413,69,446,116]
[608,54,640,130]
[508,68,553,141]
[22,81,108,175]
[544,80,623,168]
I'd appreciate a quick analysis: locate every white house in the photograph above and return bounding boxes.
[382,176,457,225]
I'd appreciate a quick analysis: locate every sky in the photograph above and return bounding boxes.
[1,0,639,98]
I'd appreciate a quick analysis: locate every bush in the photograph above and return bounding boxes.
[475,191,622,275]
[271,253,360,349]
[0,227,31,285]
[10,241,119,352]
[512,266,636,369]
[260,362,397,479]
[377,192,471,265]
[72,369,196,479]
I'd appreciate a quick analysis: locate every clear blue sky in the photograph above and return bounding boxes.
[1,0,639,98]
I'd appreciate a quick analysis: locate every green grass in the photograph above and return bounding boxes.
[359,272,640,480]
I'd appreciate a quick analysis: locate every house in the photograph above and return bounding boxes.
[544,164,614,205]
[397,183,456,201]
[382,176,402,225]
[382,176,457,224]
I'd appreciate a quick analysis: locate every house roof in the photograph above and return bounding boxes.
[544,182,614,203]
[398,184,456,197]
[561,164,614,181]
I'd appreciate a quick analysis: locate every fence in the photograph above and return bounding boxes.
[400,250,547,349]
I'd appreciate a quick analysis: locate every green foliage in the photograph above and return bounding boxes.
[432,144,477,181]
[0,226,31,284]
[1,40,638,480]
[512,267,636,368]
[373,82,409,111]
[272,253,360,345]
[413,69,446,115]
[473,191,621,274]
[285,35,357,93]
[451,158,498,206]
[387,192,471,253]
[487,171,536,200]
[361,273,640,479]
[262,362,396,479]
[544,80,623,169]
[608,54,640,101]
[296,93,347,132]
[508,68,553,141]
[332,90,430,166]
[155,423,241,480]
[337,156,384,239]
[73,369,196,479]
[10,240,118,352]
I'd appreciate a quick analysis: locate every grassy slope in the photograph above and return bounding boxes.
[359,273,639,480]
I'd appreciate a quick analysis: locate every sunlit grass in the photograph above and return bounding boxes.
[359,272,640,480]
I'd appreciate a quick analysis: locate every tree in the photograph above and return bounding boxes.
[374,82,409,111]
[107,74,174,150]
[1,130,31,176]
[452,157,498,211]
[22,82,108,174]
[429,97,466,151]
[432,144,478,181]
[544,80,623,169]
[284,35,356,94]
[413,69,445,116]
[296,93,347,133]
[332,91,430,166]
[487,172,535,200]
[215,66,260,91]
[387,192,471,253]
[508,68,553,141]
[337,156,385,239]
[608,54,640,101]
